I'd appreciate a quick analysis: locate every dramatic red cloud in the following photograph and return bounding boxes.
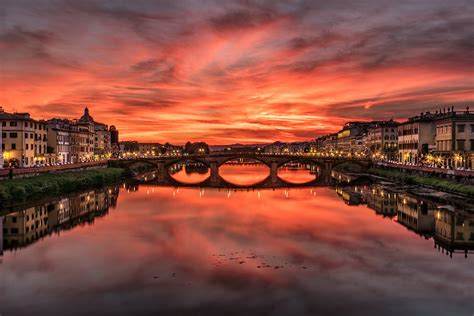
[1,1,473,144]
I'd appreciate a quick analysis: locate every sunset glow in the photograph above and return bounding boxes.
[1,0,473,144]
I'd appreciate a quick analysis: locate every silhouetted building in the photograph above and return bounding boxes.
[110,125,119,145]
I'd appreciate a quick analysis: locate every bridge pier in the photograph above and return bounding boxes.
[270,162,278,184]
[210,161,219,184]
[155,162,166,182]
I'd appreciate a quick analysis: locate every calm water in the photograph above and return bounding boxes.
[1,166,473,316]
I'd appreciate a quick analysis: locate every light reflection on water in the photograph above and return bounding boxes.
[0,168,473,316]
[219,164,269,185]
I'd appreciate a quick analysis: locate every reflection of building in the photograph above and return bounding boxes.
[0,122,3,168]
[0,216,3,255]
[365,185,397,218]
[396,195,435,236]
[435,207,474,257]
[1,186,119,251]
[335,187,362,205]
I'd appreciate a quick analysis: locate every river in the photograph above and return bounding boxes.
[0,164,473,316]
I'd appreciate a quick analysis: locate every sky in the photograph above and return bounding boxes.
[0,0,473,144]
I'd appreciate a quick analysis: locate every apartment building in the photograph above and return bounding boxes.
[434,108,474,169]
[0,108,48,167]
[367,120,399,161]
[94,122,112,159]
[397,113,436,164]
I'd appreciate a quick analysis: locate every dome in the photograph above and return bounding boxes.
[79,107,94,123]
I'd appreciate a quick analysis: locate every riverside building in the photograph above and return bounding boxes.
[0,108,48,167]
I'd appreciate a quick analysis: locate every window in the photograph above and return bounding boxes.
[1,144,4,150]
[457,140,465,151]
[470,140,474,151]
[12,216,17,223]
[2,132,6,138]
[25,133,28,139]
[11,143,16,150]
[2,122,5,126]
[10,132,18,138]
[26,144,29,150]
[10,121,17,126]
[11,228,19,234]
[471,125,474,133]
[458,125,465,133]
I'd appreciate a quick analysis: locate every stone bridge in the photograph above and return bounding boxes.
[110,153,370,187]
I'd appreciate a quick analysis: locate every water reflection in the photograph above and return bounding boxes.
[0,180,473,315]
[335,184,474,257]
[1,186,119,253]
[277,162,320,184]
[169,161,210,184]
[219,160,269,185]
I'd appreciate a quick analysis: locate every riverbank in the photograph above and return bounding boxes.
[368,168,474,198]
[0,168,124,204]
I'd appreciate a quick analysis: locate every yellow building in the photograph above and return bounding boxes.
[0,108,48,167]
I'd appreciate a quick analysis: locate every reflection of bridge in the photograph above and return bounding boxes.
[111,154,370,187]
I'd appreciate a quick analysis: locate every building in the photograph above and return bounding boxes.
[47,117,94,164]
[397,112,437,164]
[0,121,3,168]
[264,141,288,154]
[433,107,474,169]
[77,107,95,162]
[138,142,163,156]
[109,125,119,155]
[119,141,139,156]
[337,122,376,156]
[47,118,75,164]
[109,125,119,145]
[0,108,48,167]
[367,120,399,161]
[315,133,338,153]
[94,122,111,159]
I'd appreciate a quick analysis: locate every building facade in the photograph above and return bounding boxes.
[0,109,48,167]
[94,122,112,159]
[433,109,474,169]
[397,113,436,164]
[367,120,399,161]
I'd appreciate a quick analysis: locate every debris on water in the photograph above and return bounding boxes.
[302,266,307,269]
[239,261,245,264]
[153,276,159,279]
